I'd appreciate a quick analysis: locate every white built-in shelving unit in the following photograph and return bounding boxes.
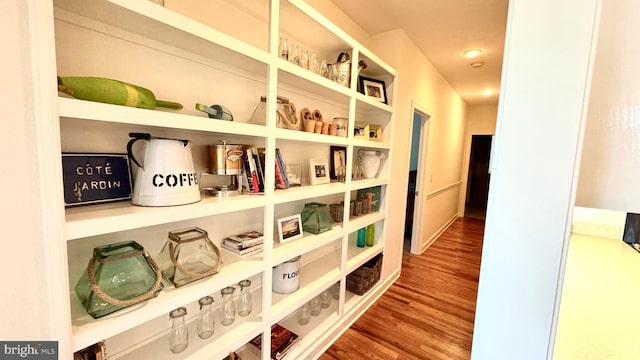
[47,0,397,358]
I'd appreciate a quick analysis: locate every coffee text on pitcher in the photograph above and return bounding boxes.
[152,173,198,187]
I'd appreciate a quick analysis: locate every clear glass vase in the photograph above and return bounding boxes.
[157,227,223,287]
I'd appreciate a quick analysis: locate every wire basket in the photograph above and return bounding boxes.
[346,254,382,296]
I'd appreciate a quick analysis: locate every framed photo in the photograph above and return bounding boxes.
[309,158,330,185]
[358,76,387,104]
[369,124,383,142]
[277,214,303,243]
[330,146,347,180]
[354,121,369,139]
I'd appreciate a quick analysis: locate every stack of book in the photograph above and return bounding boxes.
[249,323,301,360]
[221,231,264,256]
[242,146,290,193]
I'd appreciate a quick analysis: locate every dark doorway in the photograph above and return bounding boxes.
[464,135,492,220]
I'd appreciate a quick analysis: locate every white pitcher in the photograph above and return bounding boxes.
[358,149,386,179]
[127,132,201,206]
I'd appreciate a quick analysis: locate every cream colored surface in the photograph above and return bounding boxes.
[576,0,640,212]
[572,206,626,239]
[554,233,640,360]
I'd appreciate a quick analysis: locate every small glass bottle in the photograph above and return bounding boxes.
[331,282,340,300]
[279,37,289,61]
[237,279,252,317]
[321,60,330,78]
[221,286,236,326]
[297,302,311,325]
[302,49,310,70]
[357,228,366,248]
[320,289,331,308]
[366,224,375,247]
[291,44,300,66]
[310,295,322,316]
[169,307,189,354]
[197,296,215,339]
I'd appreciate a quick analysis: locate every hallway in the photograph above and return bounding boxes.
[320,217,485,360]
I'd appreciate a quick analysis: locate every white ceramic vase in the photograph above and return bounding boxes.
[358,149,385,179]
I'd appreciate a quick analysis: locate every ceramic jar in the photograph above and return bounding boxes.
[357,149,385,179]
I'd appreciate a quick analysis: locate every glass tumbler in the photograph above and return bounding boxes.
[197,296,215,339]
[297,302,311,325]
[331,282,340,300]
[169,307,189,354]
[320,289,331,308]
[310,295,322,316]
[237,279,252,317]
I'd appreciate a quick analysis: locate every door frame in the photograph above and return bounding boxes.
[458,132,494,217]
[409,100,432,254]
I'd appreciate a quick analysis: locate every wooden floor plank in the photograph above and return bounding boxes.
[319,217,484,360]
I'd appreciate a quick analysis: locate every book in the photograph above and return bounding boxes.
[245,148,260,193]
[223,231,264,249]
[274,155,287,190]
[250,146,265,192]
[275,148,290,188]
[249,323,301,360]
[222,242,263,256]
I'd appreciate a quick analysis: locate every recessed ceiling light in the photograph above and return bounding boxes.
[470,61,485,68]
[483,89,496,96]
[463,48,483,58]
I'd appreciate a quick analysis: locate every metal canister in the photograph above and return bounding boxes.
[272,256,301,294]
[209,141,244,175]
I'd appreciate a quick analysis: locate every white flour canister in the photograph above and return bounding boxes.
[272,256,301,294]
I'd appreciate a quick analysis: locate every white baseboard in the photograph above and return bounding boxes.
[420,213,458,254]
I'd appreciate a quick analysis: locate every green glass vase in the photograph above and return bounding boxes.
[75,241,163,318]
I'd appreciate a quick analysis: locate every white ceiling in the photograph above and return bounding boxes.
[330,0,509,105]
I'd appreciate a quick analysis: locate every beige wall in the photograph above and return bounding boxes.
[466,104,498,134]
[308,5,468,263]
[576,0,640,212]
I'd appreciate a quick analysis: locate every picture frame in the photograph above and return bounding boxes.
[277,214,304,243]
[369,124,383,142]
[329,146,347,180]
[354,121,369,139]
[61,153,133,207]
[358,76,387,104]
[309,158,330,185]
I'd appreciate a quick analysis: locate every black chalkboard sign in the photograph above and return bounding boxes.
[62,153,133,206]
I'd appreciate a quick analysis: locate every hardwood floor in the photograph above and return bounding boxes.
[319,217,485,360]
